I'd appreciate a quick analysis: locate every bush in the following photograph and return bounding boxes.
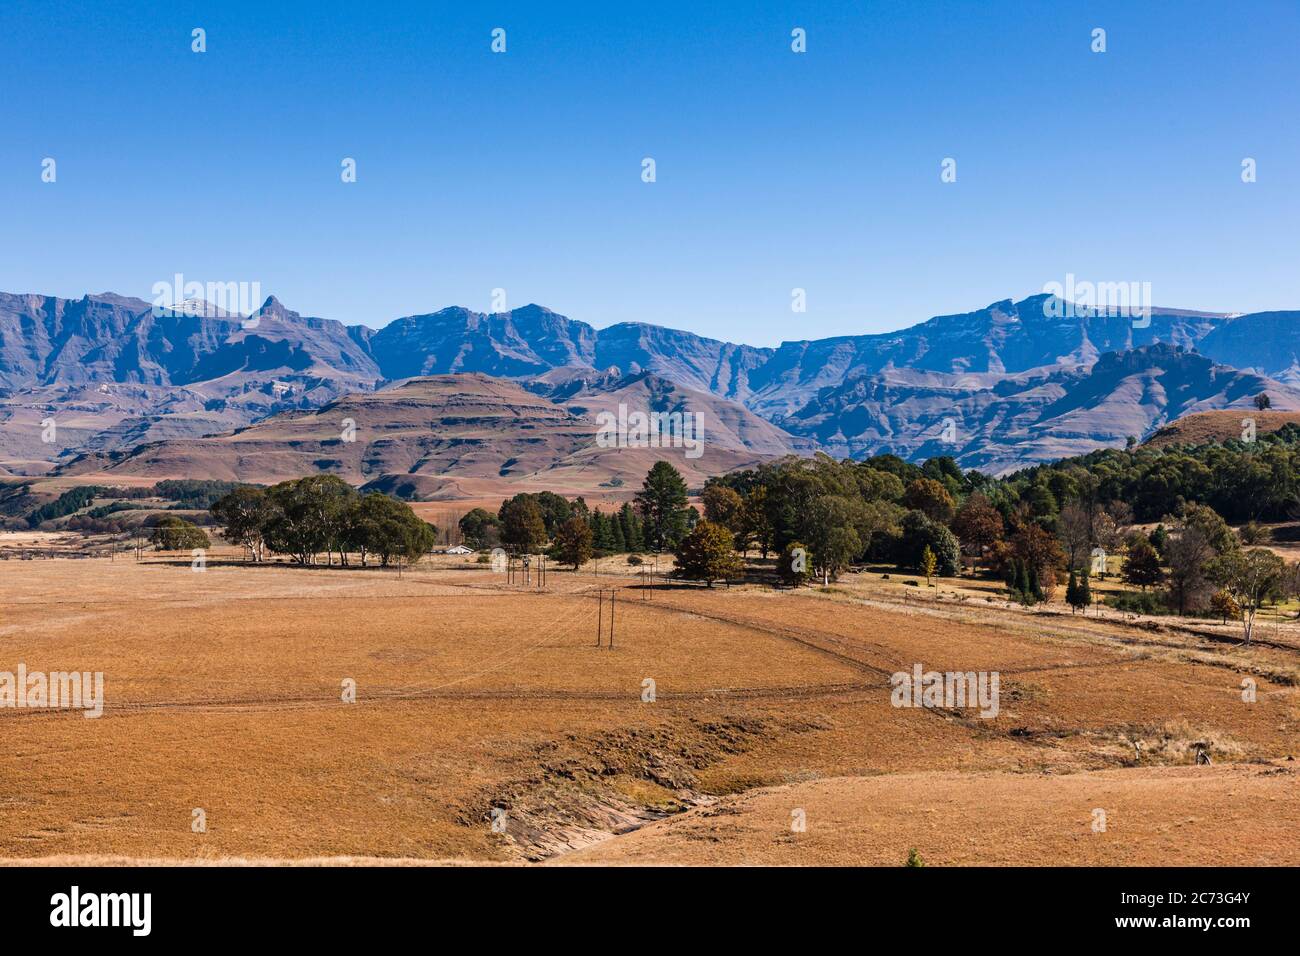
[1105,591,1169,615]
[149,515,211,551]
[777,540,811,588]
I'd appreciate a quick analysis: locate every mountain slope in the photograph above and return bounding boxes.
[782,344,1300,474]
[64,372,801,495]
[1195,311,1300,386]
[5,287,1297,478]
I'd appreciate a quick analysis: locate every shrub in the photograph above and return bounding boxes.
[1105,591,1169,615]
[149,515,211,551]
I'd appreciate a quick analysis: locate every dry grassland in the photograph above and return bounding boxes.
[2,557,1297,865]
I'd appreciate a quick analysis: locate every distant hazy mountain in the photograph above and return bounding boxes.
[782,343,1300,474]
[1195,311,1300,386]
[0,291,378,398]
[3,287,1297,480]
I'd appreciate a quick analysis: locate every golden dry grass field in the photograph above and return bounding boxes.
[2,555,1297,866]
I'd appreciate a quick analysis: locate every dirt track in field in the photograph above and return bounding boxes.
[2,556,1296,864]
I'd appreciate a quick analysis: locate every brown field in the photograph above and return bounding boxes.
[1143,408,1300,449]
[2,555,1298,866]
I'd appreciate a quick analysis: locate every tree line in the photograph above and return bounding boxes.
[207,476,437,566]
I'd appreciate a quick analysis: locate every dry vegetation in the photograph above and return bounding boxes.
[2,556,1297,866]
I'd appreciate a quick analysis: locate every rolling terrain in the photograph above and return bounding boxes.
[5,288,1299,482]
[60,372,799,495]
[2,554,1295,865]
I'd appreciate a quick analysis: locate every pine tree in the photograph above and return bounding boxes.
[591,510,615,551]
[1065,569,1080,614]
[1078,567,1092,614]
[619,503,644,553]
[1028,563,1043,602]
[610,514,626,552]
[1015,559,1031,602]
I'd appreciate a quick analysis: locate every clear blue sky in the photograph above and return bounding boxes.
[2,0,1297,346]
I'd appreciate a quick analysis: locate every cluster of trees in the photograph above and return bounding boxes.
[15,479,251,531]
[1116,503,1292,642]
[702,444,1300,637]
[456,462,697,570]
[1004,423,1300,524]
[706,454,977,586]
[209,477,437,566]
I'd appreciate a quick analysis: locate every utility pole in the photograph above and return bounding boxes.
[594,588,616,648]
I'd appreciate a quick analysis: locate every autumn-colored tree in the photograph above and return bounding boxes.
[673,520,742,587]
[902,478,956,524]
[701,484,744,530]
[1010,522,1064,598]
[1122,539,1163,590]
[1210,588,1240,624]
[921,545,937,585]
[550,516,593,570]
[951,493,1004,570]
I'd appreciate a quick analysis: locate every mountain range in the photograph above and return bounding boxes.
[3,289,1298,490]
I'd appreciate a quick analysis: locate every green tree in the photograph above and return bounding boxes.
[618,502,645,553]
[149,515,211,551]
[802,495,865,584]
[636,461,691,551]
[777,540,811,588]
[590,509,615,552]
[347,493,436,566]
[499,495,548,552]
[263,475,357,565]
[1066,568,1092,614]
[550,516,594,570]
[1217,548,1286,644]
[532,491,574,536]
[673,520,742,586]
[458,508,500,549]
[211,486,274,561]
[898,510,961,576]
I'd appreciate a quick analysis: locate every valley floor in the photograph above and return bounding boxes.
[1,555,1296,866]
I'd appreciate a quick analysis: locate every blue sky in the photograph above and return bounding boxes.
[1,0,1297,346]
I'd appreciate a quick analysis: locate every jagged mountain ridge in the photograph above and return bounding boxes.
[3,288,1298,478]
[786,344,1300,474]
